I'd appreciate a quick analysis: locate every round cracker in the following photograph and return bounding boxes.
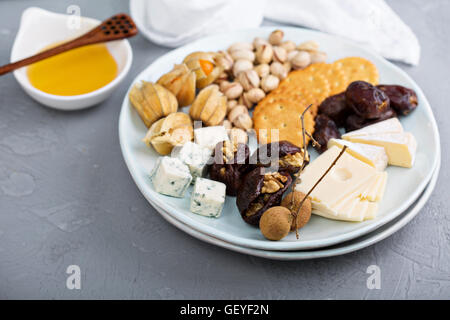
[332,57,379,86]
[253,98,315,147]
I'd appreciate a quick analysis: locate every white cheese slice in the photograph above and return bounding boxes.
[194,126,229,151]
[312,198,377,222]
[342,117,403,138]
[328,138,388,171]
[296,146,378,206]
[358,171,387,202]
[364,202,378,220]
[365,171,387,202]
[296,146,384,222]
[312,196,358,220]
[312,178,380,222]
[359,174,380,200]
[343,132,417,168]
[326,170,386,205]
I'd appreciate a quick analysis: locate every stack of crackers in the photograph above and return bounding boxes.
[253,57,379,147]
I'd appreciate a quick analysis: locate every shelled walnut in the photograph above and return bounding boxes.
[251,141,307,174]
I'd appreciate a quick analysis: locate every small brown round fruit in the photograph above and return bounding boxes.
[259,206,292,241]
[281,191,312,231]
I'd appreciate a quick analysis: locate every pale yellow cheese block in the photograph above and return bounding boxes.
[360,171,388,202]
[296,146,381,222]
[311,198,378,222]
[310,172,385,221]
[370,171,387,202]
[296,146,378,206]
[364,202,379,220]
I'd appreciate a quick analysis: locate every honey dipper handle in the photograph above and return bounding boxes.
[0,37,99,76]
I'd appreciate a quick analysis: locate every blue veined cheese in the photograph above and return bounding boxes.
[194,126,229,151]
[190,177,226,218]
[150,156,192,198]
[171,141,212,181]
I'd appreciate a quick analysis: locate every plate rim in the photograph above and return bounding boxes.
[119,26,441,251]
[153,156,440,260]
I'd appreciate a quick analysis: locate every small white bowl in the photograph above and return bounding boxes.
[10,7,133,110]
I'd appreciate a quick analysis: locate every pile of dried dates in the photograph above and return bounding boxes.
[314,80,418,153]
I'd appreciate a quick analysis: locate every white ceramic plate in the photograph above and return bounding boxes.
[153,156,440,260]
[119,27,440,251]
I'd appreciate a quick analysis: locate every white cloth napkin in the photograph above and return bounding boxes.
[138,0,420,65]
[264,0,420,65]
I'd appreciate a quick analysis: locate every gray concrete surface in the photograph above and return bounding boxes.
[0,0,448,299]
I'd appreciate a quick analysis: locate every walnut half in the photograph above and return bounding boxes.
[261,172,288,193]
[279,152,304,168]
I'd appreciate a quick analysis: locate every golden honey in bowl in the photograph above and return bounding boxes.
[27,43,118,96]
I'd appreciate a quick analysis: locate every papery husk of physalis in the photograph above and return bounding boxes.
[189,84,227,126]
[143,112,193,155]
[183,51,224,89]
[129,81,178,127]
[157,63,196,107]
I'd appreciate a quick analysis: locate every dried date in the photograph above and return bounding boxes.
[251,140,306,174]
[377,85,418,116]
[346,81,390,119]
[345,107,396,132]
[318,92,351,127]
[236,168,292,226]
[313,114,341,153]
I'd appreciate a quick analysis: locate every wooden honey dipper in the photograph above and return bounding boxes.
[0,13,138,76]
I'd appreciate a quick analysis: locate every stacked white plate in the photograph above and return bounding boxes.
[119,27,441,260]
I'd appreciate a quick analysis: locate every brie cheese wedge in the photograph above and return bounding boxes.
[342,118,417,168]
[342,117,403,138]
[328,138,388,171]
[343,132,417,168]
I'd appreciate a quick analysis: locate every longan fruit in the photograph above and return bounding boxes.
[259,206,292,241]
[281,191,312,231]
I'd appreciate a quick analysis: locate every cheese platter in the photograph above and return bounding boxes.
[119,27,440,251]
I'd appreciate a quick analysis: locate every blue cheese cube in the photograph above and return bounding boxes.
[190,178,226,218]
[150,156,192,198]
[171,142,212,181]
[194,126,229,151]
